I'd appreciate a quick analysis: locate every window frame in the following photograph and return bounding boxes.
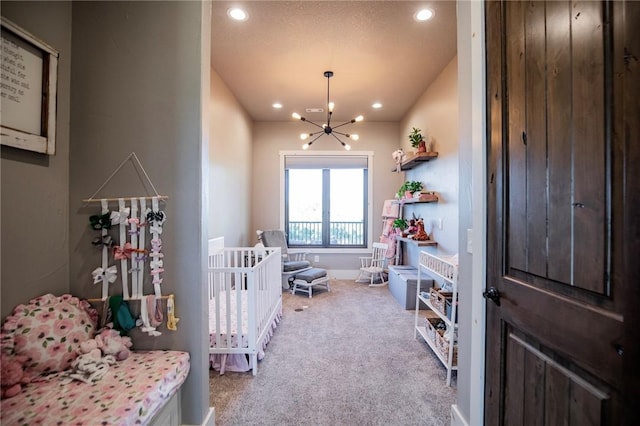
[279,150,375,252]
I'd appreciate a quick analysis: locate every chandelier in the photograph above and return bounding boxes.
[292,71,363,151]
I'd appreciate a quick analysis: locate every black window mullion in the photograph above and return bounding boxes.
[322,168,330,247]
[363,168,368,246]
[284,169,290,245]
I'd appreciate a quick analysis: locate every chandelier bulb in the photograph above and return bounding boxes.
[292,112,302,120]
[302,143,310,150]
[355,115,364,122]
[328,102,335,112]
[344,144,351,151]
[350,134,359,141]
[300,133,309,140]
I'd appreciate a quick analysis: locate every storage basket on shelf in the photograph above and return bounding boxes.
[429,287,452,317]
[424,317,458,365]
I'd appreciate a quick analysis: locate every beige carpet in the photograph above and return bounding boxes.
[209,279,457,426]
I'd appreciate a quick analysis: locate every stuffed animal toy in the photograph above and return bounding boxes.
[1,354,30,399]
[392,149,406,173]
[94,329,132,361]
[78,339,102,360]
[413,218,430,241]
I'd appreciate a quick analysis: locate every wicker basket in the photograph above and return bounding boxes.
[429,287,452,317]
[424,317,440,341]
[424,317,458,365]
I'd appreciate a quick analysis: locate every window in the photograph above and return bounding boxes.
[284,154,369,248]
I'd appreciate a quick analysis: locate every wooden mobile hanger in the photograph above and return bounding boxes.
[82,152,168,204]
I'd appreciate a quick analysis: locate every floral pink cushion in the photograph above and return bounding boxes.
[1,294,98,375]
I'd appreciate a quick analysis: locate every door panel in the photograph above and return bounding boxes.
[485,1,638,424]
[503,327,609,426]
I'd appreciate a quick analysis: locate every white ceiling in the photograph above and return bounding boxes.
[211,1,458,123]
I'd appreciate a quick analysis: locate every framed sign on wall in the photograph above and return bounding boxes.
[1,17,58,155]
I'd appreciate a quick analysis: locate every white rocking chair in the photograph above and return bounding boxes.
[358,242,389,286]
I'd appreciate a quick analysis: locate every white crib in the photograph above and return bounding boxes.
[207,239,282,375]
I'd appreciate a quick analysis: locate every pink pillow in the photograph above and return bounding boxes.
[1,294,98,375]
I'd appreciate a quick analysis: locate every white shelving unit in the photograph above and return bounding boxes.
[414,251,458,386]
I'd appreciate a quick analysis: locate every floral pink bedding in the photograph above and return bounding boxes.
[1,350,190,426]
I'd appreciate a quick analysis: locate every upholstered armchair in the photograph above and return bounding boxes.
[257,230,312,289]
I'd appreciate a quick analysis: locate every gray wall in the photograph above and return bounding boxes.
[68,2,209,424]
[251,121,403,273]
[1,1,72,319]
[209,69,253,246]
[400,57,459,266]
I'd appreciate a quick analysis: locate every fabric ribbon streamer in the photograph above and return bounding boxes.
[117,198,130,300]
[138,198,147,296]
[138,295,161,337]
[99,200,110,299]
[129,199,140,298]
[148,295,163,328]
[148,197,165,299]
[108,295,136,333]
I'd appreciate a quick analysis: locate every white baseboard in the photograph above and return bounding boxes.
[204,407,215,426]
[326,269,359,280]
[192,407,214,426]
[451,404,470,426]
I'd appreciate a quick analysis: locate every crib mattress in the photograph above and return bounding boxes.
[208,290,249,336]
[208,291,281,373]
[1,350,190,426]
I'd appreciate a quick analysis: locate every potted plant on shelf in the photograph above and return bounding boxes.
[393,218,409,236]
[397,180,424,199]
[397,181,411,199]
[408,180,424,197]
[409,127,427,153]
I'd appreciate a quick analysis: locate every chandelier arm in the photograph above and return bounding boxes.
[331,120,357,130]
[332,130,350,137]
[305,133,326,148]
[302,119,325,129]
[330,132,347,146]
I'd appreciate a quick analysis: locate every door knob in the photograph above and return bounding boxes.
[483,286,501,306]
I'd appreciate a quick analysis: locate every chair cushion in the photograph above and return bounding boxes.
[260,230,289,255]
[283,260,311,272]
[294,268,327,282]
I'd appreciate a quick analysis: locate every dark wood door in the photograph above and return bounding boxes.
[485,1,639,424]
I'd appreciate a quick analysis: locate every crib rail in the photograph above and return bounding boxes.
[208,246,282,375]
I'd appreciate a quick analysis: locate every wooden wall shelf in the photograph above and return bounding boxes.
[396,236,437,246]
[391,151,439,171]
[392,193,438,204]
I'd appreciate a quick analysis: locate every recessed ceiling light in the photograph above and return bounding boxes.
[372,102,383,109]
[272,103,282,109]
[228,8,248,21]
[414,8,434,22]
